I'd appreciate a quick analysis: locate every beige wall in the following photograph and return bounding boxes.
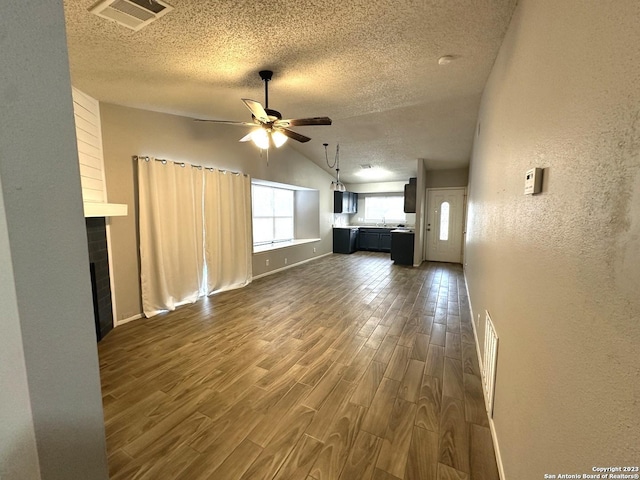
[100,103,336,320]
[465,0,640,477]
[424,167,468,188]
[1,2,109,478]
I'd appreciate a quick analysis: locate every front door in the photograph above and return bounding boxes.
[425,188,465,263]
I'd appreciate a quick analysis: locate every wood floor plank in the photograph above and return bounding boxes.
[372,467,403,480]
[179,406,264,478]
[273,434,324,480]
[97,256,497,480]
[446,314,461,332]
[256,350,306,388]
[424,345,445,380]
[309,403,366,480]
[410,333,430,362]
[469,424,500,480]
[438,396,470,473]
[122,390,215,457]
[442,357,464,401]
[463,373,489,427]
[361,377,401,437]
[405,426,439,480]
[384,345,411,381]
[398,359,424,403]
[240,405,316,480]
[430,323,447,346]
[112,442,200,480]
[365,324,391,349]
[417,316,434,335]
[343,346,377,383]
[350,361,386,407]
[437,463,470,480]
[445,332,462,360]
[338,430,383,480]
[305,379,357,441]
[376,397,417,479]
[249,382,312,447]
[372,335,399,366]
[303,362,350,411]
[207,438,262,480]
[461,341,481,376]
[415,375,441,433]
[107,448,133,479]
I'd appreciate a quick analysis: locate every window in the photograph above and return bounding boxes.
[252,184,294,246]
[364,195,406,223]
[439,201,450,241]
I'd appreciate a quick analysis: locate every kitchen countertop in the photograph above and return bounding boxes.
[333,225,414,230]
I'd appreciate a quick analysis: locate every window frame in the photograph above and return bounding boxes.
[251,184,295,247]
[362,194,406,224]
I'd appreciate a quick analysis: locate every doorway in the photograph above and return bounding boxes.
[424,187,466,263]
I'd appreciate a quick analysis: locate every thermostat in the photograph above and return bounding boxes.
[524,168,542,195]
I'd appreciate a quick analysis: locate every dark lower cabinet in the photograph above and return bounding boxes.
[391,231,415,265]
[358,228,393,252]
[380,233,392,251]
[333,228,358,254]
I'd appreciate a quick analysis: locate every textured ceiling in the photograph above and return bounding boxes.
[63,0,517,183]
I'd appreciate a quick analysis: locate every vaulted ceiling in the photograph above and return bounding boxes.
[63,0,517,183]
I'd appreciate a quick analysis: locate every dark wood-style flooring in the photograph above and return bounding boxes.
[98,252,499,480]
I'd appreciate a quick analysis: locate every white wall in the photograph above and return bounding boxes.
[100,103,337,319]
[465,0,640,477]
[0,2,109,479]
[0,178,40,480]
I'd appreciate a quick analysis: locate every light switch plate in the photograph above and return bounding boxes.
[524,167,542,195]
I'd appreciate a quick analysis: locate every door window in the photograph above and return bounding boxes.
[439,202,450,241]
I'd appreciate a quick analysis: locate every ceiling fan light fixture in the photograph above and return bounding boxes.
[250,129,270,149]
[271,130,288,148]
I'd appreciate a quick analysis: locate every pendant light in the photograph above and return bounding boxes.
[324,143,346,191]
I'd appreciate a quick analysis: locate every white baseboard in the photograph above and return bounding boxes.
[114,313,142,327]
[252,252,332,280]
[463,268,506,480]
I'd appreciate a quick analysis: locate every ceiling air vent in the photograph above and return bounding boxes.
[89,0,173,32]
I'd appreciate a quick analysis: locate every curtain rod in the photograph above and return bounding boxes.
[132,155,247,176]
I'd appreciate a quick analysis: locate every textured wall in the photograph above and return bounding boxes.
[0,177,40,479]
[424,167,469,188]
[465,0,640,477]
[0,2,109,478]
[100,103,336,320]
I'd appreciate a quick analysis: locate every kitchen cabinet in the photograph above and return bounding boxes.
[334,191,358,214]
[358,228,393,252]
[404,177,417,213]
[391,230,415,265]
[333,228,358,254]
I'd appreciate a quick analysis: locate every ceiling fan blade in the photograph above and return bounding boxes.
[239,131,255,142]
[194,119,256,127]
[242,99,270,124]
[280,128,311,143]
[275,117,332,128]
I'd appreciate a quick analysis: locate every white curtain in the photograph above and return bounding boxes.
[203,169,252,295]
[137,158,204,317]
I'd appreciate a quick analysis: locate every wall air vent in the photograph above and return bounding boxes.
[89,0,173,32]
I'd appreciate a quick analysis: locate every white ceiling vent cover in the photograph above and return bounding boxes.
[89,0,173,32]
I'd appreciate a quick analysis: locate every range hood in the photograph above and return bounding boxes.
[83,202,128,218]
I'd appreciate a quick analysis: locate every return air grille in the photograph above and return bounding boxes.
[89,0,173,31]
[482,311,499,418]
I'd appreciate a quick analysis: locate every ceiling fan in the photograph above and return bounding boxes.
[196,70,332,149]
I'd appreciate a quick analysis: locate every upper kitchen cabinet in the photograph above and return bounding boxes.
[404,177,417,213]
[334,191,358,214]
